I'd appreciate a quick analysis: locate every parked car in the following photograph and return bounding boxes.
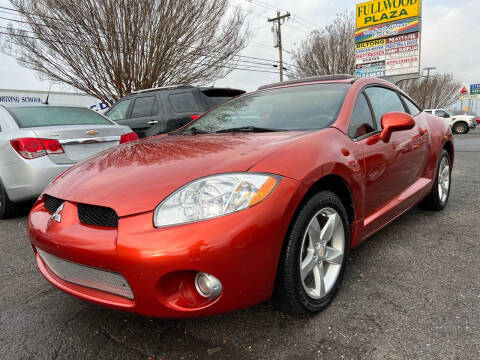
[0,104,137,218]
[28,75,453,317]
[476,116,480,125]
[104,85,245,138]
[424,108,476,134]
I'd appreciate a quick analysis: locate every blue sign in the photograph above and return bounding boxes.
[470,84,480,96]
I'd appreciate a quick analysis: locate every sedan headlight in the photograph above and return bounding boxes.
[154,173,281,227]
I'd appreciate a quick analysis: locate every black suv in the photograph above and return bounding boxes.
[104,85,245,138]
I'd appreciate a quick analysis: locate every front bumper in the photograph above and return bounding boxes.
[28,177,306,318]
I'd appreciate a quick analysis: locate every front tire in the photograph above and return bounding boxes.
[277,191,349,315]
[419,149,451,211]
[453,122,468,134]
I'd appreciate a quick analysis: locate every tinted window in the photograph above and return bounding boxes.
[424,110,432,114]
[435,110,450,118]
[169,92,200,113]
[131,96,156,118]
[201,89,244,107]
[182,83,350,133]
[106,99,132,121]
[348,93,376,138]
[364,87,406,127]
[9,106,111,128]
[402,95,421,116]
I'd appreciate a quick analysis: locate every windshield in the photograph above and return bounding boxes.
[181,83,350,133]
[9,106,112,128]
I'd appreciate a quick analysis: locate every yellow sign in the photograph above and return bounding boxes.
[356,0,421,29]
[355,39,386,49]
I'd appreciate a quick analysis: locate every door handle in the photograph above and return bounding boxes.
[148,120,159,125]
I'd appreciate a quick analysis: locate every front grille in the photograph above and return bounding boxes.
[78,203,119,227]
[36,247,134,299]
[44,195,64,214]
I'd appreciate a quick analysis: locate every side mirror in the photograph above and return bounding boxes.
[379,112,415,143]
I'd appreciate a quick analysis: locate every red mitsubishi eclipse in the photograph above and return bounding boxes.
[28,75,454,317]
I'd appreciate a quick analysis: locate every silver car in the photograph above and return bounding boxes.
[0,104,137,218]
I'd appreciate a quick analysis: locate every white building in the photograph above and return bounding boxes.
[0,88,112,112]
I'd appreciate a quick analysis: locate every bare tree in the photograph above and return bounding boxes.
[291,12,355,78]
[2,0,249,103]
[399,74,461,109]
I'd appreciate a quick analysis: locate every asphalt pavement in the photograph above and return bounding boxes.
[1,129,479,360]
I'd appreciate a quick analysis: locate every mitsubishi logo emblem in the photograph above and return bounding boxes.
[50,203,64,223]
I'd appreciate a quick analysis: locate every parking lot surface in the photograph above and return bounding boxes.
[1,129,479,360]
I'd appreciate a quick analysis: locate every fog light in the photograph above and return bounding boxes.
[195,272,222,299]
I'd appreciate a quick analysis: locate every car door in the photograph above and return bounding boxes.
[356,86,426,236]
[121,95,163,138]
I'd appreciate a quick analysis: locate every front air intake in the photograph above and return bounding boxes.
[36,248,134,300]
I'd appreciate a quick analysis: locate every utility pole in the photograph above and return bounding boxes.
[422,66,436,108]
[268,11,290,82]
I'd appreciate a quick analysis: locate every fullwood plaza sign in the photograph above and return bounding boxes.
[355,0,422,80]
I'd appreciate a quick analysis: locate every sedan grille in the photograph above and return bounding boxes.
[44,195,64,214]
[77,203,119,227]
[36,248,134,300]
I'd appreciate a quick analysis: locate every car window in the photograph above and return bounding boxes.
[364,86,406,128]
[401,95,421,116]
[182,83,350,133]
[9,106,112,128]
[435,110,449,118]
[348,93,376,138]
[201,89,245,107]
[169,92,200,113]
[131,96,157,118]
[424,110,432,114]
[106,99,132,121]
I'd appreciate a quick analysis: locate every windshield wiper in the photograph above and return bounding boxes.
[176,127,209,135]
[215,126,284,133]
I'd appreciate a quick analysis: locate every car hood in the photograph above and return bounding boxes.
[45,132,310,216]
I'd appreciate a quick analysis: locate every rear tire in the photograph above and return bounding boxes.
[453,122,468,134]
[419,149,451,211]
[0,183,19,219]
[276,191,349,315]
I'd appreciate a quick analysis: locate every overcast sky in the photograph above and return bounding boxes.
[0,0,478,93]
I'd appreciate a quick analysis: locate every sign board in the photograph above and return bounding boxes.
[470,84,480,96]
[0,89,111,112]
[355,17,419,43]
[355,0,421,80]
[355,33,420,78]
[356,0,421,28]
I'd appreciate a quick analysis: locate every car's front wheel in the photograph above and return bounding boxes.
[453,122,469,134]
[277,191,349,314]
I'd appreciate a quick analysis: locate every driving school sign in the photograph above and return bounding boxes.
[356,0,421,28]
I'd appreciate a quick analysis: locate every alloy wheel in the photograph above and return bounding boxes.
[299,207,345,300]
[438,156,450,204]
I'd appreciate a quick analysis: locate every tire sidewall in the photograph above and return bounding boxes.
[433,150,451,209]
[0,183,6,219]
[453,122,467,134]
[289,192,350,312]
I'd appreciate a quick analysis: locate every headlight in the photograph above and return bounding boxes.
[154,173,281,227]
